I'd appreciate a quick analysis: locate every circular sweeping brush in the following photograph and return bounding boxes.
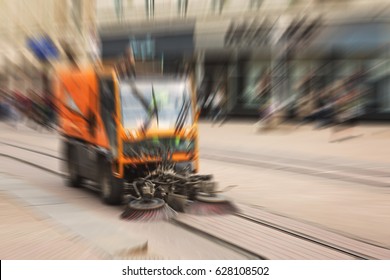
[184,194,238,216]
[121,198,177,222]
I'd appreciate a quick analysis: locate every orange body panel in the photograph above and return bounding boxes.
[55,66,111,149]
[55,65,199,179]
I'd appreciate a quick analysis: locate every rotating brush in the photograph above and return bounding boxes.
[184,200,238,216]
[184,193,238,216]
[121,198,177,222]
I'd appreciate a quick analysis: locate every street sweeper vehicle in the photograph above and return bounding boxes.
[55,65,236,220]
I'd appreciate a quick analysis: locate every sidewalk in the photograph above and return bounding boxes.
[0,172,150,260]
[0,175,108,260]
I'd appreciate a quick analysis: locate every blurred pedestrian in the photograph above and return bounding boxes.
[42,91,59,130]
[329,82,364,142]
[313,89,334,129]
[264,99,282,130]
[24,90,35,123]
[256,69,272,118]
[124,46,136,78]
[0,91,8,121]
[3,93,20,128]
[28,91,47,131]
[293,70,318,128]
[295,92,315,128]
[206,83,227,126]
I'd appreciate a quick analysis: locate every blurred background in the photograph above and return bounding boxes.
[1,0,390,121]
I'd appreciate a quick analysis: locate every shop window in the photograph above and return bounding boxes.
[367,59,390,79]
[335,60,359,78]
[365,59,390,113]
[290,60,311,78]
[376,77,390,112]
[243,62,270,109]
[130,35,155,61]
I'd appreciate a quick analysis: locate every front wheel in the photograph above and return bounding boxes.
[99,162,123,205]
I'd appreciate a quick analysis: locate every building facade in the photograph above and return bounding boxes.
[0,1,363,118]
[97,0,390,119]
[0,0,98,96]
[2,1,390,118]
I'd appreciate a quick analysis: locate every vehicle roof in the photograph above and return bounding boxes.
[56,64,114,76]
[119,75,188,83]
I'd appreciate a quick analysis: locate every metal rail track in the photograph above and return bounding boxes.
[202,147,390,178]
[3,140,389,188]
[202,153,390,188]
[170,218,266,259]
[0,141,63,160]
[234,212,370,259]
[171,213,361,260]
[1,141,388,259]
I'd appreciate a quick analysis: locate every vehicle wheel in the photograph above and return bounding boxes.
[100,162,123,205]
[66,148,83,188]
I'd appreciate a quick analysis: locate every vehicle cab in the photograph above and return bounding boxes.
[116,76,199,179]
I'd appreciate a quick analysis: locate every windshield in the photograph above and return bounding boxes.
[120,80,193,130]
